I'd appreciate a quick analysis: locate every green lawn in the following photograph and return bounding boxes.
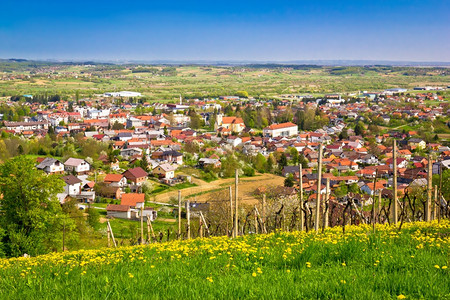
[1,220,448,299]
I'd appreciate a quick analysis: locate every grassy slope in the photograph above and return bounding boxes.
[0,221,449,299]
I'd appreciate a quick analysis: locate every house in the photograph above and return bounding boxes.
[61,175,82,196]
[161,150,183,164]
[198,158,221,169]
[37,157,65,174]
[96,184,122,199]
[408,138,426,149]
[64,158,90,174]
[107,204,132,219]
[121,193,145,208]
[153,163,177,179]
[263,122,298,138]
[122,167,148,185]
[120,148,143,159]
[386,157,408,169]
[226,136,242,147]
[104,174,127,187]
[214,115,245,133]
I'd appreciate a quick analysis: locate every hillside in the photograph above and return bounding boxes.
[0,221,448,299]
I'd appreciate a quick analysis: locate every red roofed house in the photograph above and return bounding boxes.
[121,193,145,208]
[122,167,148,185]
[263,122,298,138]
[106,204,132,219]
[104,174,127,187]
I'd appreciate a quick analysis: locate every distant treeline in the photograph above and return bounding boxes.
[131,66,177,76]
[10,94,61,104]
[243,64,323,70]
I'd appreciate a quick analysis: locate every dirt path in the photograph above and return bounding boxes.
[154,173,284,205]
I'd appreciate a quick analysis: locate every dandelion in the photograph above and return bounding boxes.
[340,280,346,284]
[252,272,257,277]
[286,269,291,273]
[397,294,406,299]
[442,266,448,270]
[128,273,134,278]
[434,265,440,269]
[206,276,213,283]
[306,262,311,268]
[150,265,155,268]
[341,262,346,267]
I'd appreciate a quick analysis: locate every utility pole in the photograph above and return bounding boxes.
[299,164,304,231]
[315,143,323,233]
[186,200,191,239]
[393,140,398,225]
[178,190,182,239]
[234,169,239,238]
[426,155,432,222]
[229,186,233,237]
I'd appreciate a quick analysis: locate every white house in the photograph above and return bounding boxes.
[61,175,82,196]
[64,158,90,174]
[37,157,65,174]
[263,122,298,138]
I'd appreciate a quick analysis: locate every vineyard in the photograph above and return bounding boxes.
[0,220,448,299]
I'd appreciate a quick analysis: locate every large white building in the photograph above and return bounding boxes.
[103,91,142,97]
[263,122,298,138]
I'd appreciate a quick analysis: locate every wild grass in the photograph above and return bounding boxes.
[0,220,448,299]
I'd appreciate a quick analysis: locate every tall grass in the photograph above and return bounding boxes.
[0,220,448,299]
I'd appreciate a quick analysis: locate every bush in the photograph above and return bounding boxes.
[243,166,255,177]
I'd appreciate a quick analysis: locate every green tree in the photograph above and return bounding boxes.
[87,208,101,230]
[354,121,365,136]
[284,174,294,187]
[0,156,65,257]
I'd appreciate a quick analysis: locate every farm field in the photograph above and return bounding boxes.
[1,64,449,101]
[0,220,448,299]
[154,173,285,204]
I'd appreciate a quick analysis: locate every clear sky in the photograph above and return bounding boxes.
[0,0,449,62]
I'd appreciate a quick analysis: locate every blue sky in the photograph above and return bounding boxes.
[0,0,449,62]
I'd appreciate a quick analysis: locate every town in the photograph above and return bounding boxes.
[0,64,448,245]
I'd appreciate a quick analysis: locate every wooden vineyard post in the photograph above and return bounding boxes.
[107,221,117,247]
[199,216,203,238]
[299,164,304,231]
[200,211,210,236]
[315,143,323,233]
[178,190,182,240]
[262,193,267,233]
[393,140,398,225]
[140,206,144,244]
[234,169,239,238]
[186,200,191,239]
[433,185,438,220]
[147,215,156,242]
[107,222,111,247]
[324,177,330,229]
[372,169,379,233]
[254,206,258,234]
[229,186,233,237]
[426,155,432,222]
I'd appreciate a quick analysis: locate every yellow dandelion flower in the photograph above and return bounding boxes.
[434,265,440,269]
[252,272,257,277]
[397,294,406,299]
[442,266,447,270]
[286,269,291,273]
